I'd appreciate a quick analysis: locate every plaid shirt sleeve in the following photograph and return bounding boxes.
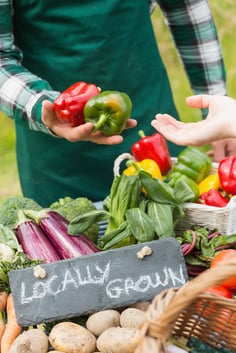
[1,0,226,131]
[152,0,227,98]
[0,0,59,134]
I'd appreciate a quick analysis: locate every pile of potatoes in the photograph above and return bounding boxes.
[8,302,149,353]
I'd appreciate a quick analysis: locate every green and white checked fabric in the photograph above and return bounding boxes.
[0,0,226,134]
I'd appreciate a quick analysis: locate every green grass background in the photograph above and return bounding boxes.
[0,1,235,202]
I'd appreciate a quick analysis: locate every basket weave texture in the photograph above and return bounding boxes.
[135,260,236,353]
[113,153,236,235]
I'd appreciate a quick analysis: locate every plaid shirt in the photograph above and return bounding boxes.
[0,0,226,134]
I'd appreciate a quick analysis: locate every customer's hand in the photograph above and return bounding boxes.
[42,100,137,144]
[187,95,236,162]
[151,94,236,161]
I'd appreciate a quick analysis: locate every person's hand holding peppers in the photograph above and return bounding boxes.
[151,94,236,162]
[42,100,137,144]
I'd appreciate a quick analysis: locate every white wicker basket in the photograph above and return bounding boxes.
[176,196,236,235]
[171,157,236,235]
[114,154,236,236]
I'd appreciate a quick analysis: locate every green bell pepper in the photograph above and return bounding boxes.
[167,172,200,203]
[172,146,212,184]
[84,90,132,136]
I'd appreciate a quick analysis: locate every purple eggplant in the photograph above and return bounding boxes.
[72,233,100,253]
[25,210,99,260]
[49,211,99,252]
[16,220,61,263]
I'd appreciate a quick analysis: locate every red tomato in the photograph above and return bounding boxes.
[205,285,233,298]
[210,249,236,289]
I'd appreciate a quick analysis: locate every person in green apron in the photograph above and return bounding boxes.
[0,0,228,207]
[152,94,236,146]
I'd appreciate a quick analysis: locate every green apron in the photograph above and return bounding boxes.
[13,0,183,207]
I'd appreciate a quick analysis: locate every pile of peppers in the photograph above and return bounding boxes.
[169,147,235,208]
[129,135,217,204]
[54,81,132,136]
[128,137,235,208]
[172,146,212,183]
[164,146,213,204]
[197,156,236,208]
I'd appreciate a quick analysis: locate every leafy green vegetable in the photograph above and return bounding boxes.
[0,252,42,292]
[50,196,100,243]
[0,224,22,261]
[0,195,42,230]
[105,174,142,233]
[138,171,178,205]
[99,221,128,245]
[126,208,155,242]
[68,209,110,236]
[0,224,21,251]
[70,171,187,250]
[146,201,175,239]
[99,222,134,250]
[181,227,236,261]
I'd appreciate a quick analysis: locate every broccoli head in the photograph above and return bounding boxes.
[50,197,99,243]
[0,195,42,230]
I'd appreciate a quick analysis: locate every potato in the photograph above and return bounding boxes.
[9,328,48,353]
[96,327,140,353]
[49,321,96,353]
[130,301,150,312]
[120,308,146,329]
[86,309,120,336]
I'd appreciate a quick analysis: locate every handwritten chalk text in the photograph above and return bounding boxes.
[20,261,185,304]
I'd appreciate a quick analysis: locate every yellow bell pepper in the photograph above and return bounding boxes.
[198,173,221,196]
[123,158,162,180]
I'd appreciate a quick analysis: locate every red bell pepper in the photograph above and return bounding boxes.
[131,130,172,175]
[218,156,236,195]
[54,81,100,126]
[199,189,229,207]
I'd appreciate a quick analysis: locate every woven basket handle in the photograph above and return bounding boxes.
[136,259,236,353]
[113,153,136,176]
[157,258,236,323]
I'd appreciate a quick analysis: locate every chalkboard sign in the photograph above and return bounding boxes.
[9,237,188,326]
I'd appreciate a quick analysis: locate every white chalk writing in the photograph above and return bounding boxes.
[21,262,110,304]
[106,265,185,298]
[20,261,185,304]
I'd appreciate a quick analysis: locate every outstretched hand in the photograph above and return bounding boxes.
[42,100,137,145]
[151,95,236,162]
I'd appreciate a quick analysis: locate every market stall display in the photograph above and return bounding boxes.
[0,141,236,351]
